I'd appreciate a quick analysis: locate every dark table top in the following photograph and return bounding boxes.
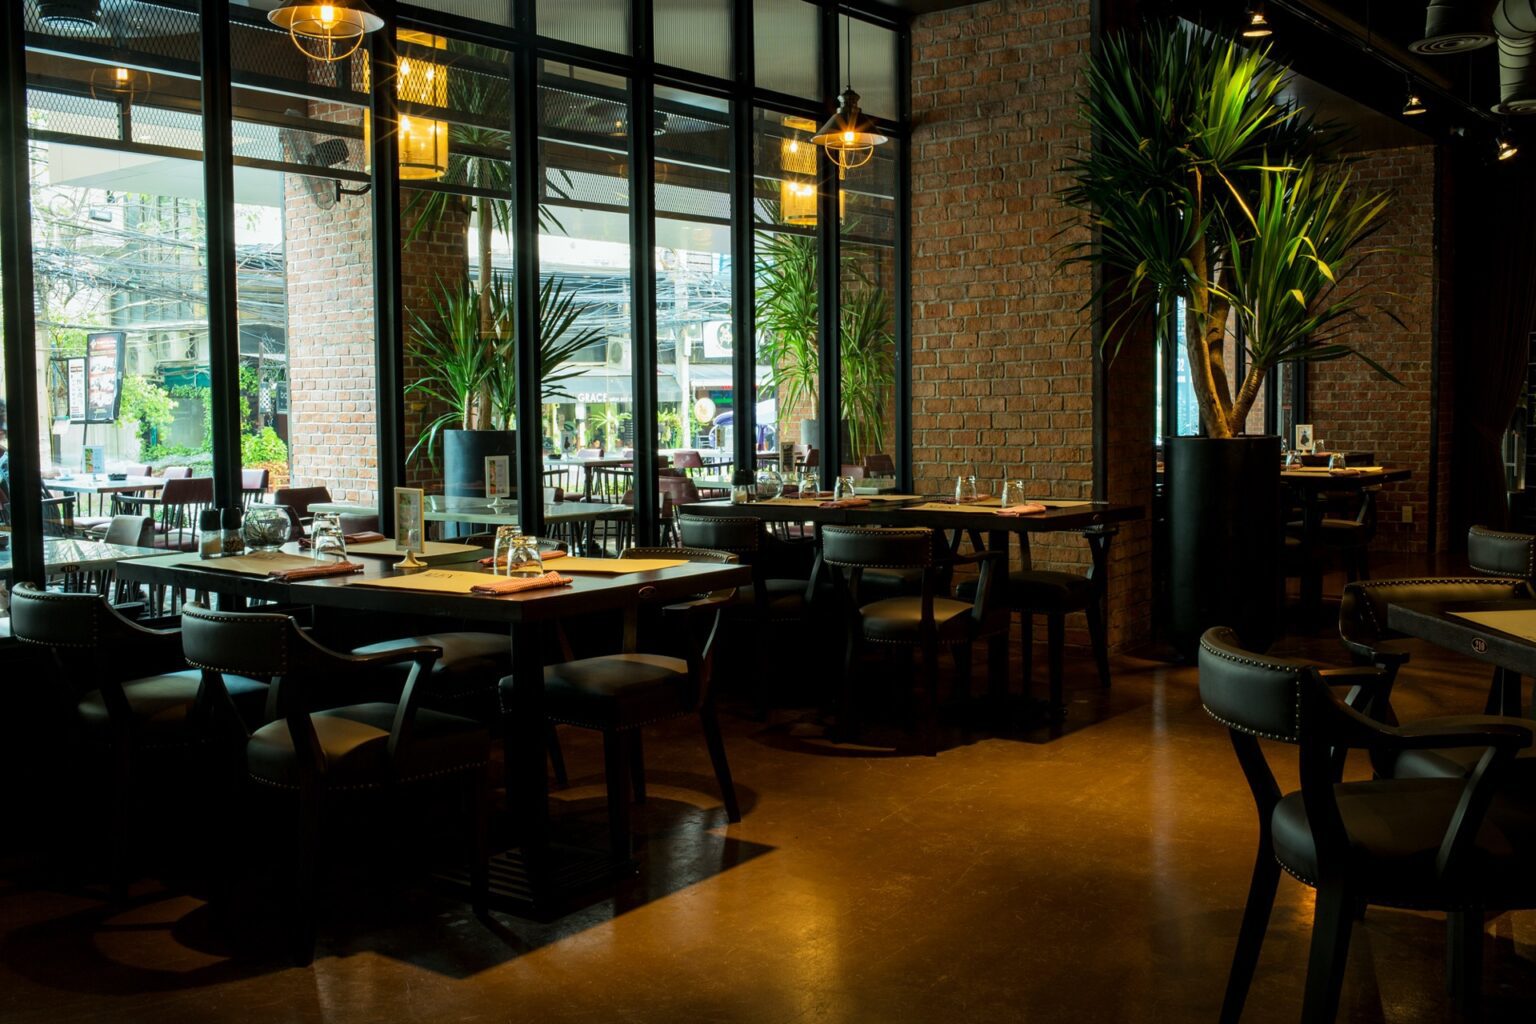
[678,497,1143,532]
[1387,598,1536,677]
[1281,466,1413,490]
[0,537,163,579]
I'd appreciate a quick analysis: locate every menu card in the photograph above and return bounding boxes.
[394,487,425,554]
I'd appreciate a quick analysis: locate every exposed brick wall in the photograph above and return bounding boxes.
[283,101,378,505]
[911,0,1158,650]
[400,191,469,490]
[1305,145,1444,553]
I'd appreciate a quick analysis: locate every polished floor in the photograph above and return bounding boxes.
[4,569,1536,1022]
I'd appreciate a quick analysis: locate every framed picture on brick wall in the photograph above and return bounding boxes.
[1295,424,1314,453]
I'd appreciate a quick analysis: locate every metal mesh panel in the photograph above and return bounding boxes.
[26,0,202,65]
[131,103,203,151]
[27,88,123,144]
[548,166,629,209]
[655,176,728,221]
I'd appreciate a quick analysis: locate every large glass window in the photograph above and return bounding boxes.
[839,134,897,478]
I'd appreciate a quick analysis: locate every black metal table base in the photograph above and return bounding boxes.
[433,843,626,917]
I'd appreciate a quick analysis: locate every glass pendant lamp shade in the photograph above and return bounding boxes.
[89,66,152,104]
[396,31,450,180]
[779,116,844,227]
[811,88,887,171]
[267,0,384,63]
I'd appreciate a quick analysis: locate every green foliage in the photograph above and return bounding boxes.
[1057,22,1393,436]
[591,403,631,451]
[241,426,288,465]
[657,408,684,448]
[119,374,177,447]
[755,230,896,460]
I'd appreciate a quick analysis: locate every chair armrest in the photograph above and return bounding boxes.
[955,550,1004,622]
[660,592,736,617]
[344,643,443,672]
[1338,635,1411,668]
[1390,716,1534,753]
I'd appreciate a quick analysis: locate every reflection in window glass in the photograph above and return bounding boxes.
[540,0,631,55]
[26,23,212,547]
[753,108,823,464]
[654,87,734,472]
[839,135,897,475]
[754,0,820,101]
[539,63,632,527]
[840,15,899,123]
[655,0,732,79]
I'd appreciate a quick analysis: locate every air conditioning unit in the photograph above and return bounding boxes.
[604,338,630,369]
[703,320,733,359]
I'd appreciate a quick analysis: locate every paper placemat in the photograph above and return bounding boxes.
[177,552,318,577]
[556,557,687,574]
[756,497,830,507]
[347,539,483,560]
[1038,499,1093,508]
[899,502,1004,514]
[349,570,491,594]
[1284,466,1385,475]
[1449,610,1536,644]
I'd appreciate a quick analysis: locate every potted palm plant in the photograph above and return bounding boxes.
[1060,24,1399,650]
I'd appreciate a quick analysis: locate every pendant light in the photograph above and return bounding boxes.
[779,115,845,227]
[1498,131,1519,161]
[396,30,449,181]
[812,18,888,172]
[1402,78,1428,116]
[1240,2,1273,39]
[89,66,152,106]
[268,0,384,63]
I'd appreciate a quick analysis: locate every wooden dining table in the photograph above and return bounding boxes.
[1387,597,1536,716]
[1283,465,1412,623]
[115,547,750,909]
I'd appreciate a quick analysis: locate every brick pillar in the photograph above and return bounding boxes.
[400,191,469,490]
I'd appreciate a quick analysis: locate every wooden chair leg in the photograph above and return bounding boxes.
[601,730,633,861]
[1447,911,1484,1013]
[1300,881,1354,1024]
[700,706,741,823]
[920,637,940,757]
[1047,613,1065,716]
[469,771,490,918]
[1220,844,1281,1024]
[546,722,568,789]
[1084,599,1111,690]
[629,731,647,803]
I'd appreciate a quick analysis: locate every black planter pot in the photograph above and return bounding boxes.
[443,429,516,538]
[1166,434,1282,655]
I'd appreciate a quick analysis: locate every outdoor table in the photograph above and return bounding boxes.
[0,536,162,582]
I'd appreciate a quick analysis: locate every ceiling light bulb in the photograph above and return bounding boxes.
[319,4,336,24]
[1499,133,1519,161]
[1403,90,1427,117]
[1242,3,1272,39]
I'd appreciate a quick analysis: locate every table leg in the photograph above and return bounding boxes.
[1301,494,1324,627]
[986,528,1015,700]
[504,620,552,904]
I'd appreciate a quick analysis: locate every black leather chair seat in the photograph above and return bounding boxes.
[351,632,509,702]
[1271,777,1536,908]
[859,596,984,643]
[247,702,488,789]
[521,654,692,728]
[956,570,1093,613]
[77,669,269,739]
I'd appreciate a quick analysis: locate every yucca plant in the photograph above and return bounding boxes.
[1059,23,1392,438]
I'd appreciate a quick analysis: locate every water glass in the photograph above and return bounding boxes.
[798,468,820,498]
[1001,479,1028,507]
[954,474,978,504]
[495,527,545,577]
[310,513,347,563]
[1328,451,1346,470]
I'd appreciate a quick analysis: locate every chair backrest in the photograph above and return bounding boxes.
[863,453,896,476]
[588,466,633,504]
[822,526,933,570]
[1198,626,1311,744]
[1468,525,1536,581]
[338,512,380,535]
[124,464,152,477]
[1339,576,1529,655]
[678,513,760,556]
[158,466,192,479]
[157,477,214,542]
[273,486,332,522]
[839,464,867,480]
[162,476,214,505]
[103,514,154,548]
[658,474,700,507]
[672,450,704,471]
[240,469,270,507]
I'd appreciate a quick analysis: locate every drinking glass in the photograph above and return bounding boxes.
[954,474,978,504]
[798,468,820,498]
[495,527,545,577]
[310,513,347,563]
[1001,479,1028,507]
[1328,452,1346,470]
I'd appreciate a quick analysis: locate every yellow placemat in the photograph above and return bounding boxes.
[865,493,927,501]
[1449,610,1536,644]
[350,570,490,594]
[1038,499,1093,508]
[176,552,318,577]
[899,502,1000,514]
[557,557,687,574]
[756,497,827,507]
[348,539,482,558]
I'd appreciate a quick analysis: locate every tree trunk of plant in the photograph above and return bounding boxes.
[1230,364,1266,430]
[1184,260,1233,438]
[472,195,495,429]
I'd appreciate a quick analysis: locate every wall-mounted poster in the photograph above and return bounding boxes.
[1294,424,1314,454]
[85,331,125,424]
[67,358,86,422]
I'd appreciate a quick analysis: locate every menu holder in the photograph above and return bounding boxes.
[556,557,688,574]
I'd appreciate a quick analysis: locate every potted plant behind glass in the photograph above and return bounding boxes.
[1059,24,1399,651]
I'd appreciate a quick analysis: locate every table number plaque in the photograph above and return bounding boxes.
[394,487,426,568]
[484,455,511,509]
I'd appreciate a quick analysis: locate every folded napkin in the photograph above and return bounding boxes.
[298,531,386,549]
[818,497,872,508]
[996,503,1048,517]
[478,549,567,567]
[469,571,574,595]
[267,560,365,581]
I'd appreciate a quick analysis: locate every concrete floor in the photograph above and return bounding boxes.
[5,576,1536,1022]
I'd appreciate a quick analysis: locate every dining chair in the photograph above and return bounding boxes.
[1199,627,1536,1022]
[96,514,155,600]
[8,584,270,897]
[502,547,742,860]
[955,525,1117,716]
[272,486,333,530]
[112,476,213,552]
[863,453,897,476]
[838,464,867,480]
[672,450,705,474]
[157,466,192,479]
[180,604,489,964]
[240,468,270,507]
[822,526,1007,755]
[1467,525,1536,584]
[337,512,380,535]
[1287,485,1379,583]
